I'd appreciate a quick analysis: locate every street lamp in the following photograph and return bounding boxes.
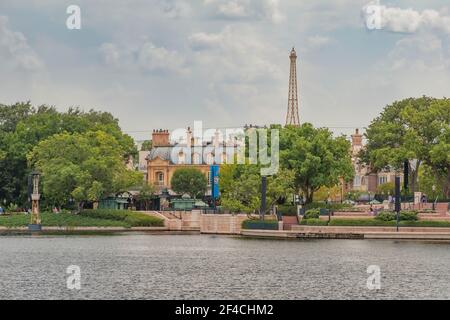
[28,171,42,231]
[432,185,436,211]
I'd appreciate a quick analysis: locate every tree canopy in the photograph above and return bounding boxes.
[280,124,354,203]
[220,163,295,214]
[361,97,450,196]
[0,102,137,207]
[171,168,208,199]
[28,131,142,210]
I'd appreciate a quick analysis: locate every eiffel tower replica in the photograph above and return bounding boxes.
[285,47,300,126]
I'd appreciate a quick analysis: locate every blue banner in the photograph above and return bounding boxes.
[210,165,220,199]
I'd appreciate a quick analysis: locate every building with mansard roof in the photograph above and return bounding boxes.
[146,128,240,194]
[348,129,403,198]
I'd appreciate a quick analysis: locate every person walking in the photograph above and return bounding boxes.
[0,206,4,215]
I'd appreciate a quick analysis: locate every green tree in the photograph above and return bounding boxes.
[376,182,395,196]
[220,163,295,214]
[28,130,142,211]
[135,183,156,210]
[280,124,354,204]
[140,140,152,151]
[0,102,137,206]
[361,96,450,194]
[171,168,208,199]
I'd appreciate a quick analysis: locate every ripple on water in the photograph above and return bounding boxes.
[0,234,449,299]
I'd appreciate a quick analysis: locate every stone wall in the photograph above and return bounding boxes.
[200,214,251,234]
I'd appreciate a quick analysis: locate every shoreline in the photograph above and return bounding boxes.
[2,225,450,241]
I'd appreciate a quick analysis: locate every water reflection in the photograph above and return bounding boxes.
[0,234,449,300]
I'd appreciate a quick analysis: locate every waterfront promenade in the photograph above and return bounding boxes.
[3,208,450,241]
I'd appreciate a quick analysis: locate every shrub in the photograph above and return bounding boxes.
[329,219,395,226]
[304,202,352,211]
[0,212,127,228]
[278,205,297,216]
[399,211,418,221]
[328,219,450,228]
[304,209,320,220]
[375,212,396,221]
[242,219,279,230]
[80,209,164,227]
[300,218,328,226]
[375,211,418,222]
[124,213,164,227]
[400,221,450,228]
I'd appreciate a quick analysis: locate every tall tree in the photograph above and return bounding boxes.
[361,97,450,194]
[28,131,142,210]
[0,102,137,205]
[171,168,208,199]
[280,124,354,204]
[140,140,152,151]
[220,163,295,214]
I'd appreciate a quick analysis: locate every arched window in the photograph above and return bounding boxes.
[156,172,164,185]
[206,153,214,165]
[178,151,186,164]
[220,152,227,164]
[192,153,201,164]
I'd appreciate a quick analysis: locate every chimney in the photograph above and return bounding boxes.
[186,127,193,147]
[351,128,362,147]
[213,129,220,148]
[152,129,170,147]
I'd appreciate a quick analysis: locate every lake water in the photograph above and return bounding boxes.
[0,233,449,300]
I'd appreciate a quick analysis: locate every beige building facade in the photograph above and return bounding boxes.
[348,129,403,195]
[146,128,237,194]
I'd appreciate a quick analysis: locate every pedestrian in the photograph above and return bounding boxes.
[421,194,427,204]
[0,206,4,215]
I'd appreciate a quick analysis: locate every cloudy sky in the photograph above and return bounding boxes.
[1,0,449,140]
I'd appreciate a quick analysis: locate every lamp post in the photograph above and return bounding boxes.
[28,171,42,231]
[261,176,267,221]
[432,185,436,211]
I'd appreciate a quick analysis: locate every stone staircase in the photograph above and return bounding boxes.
[142,211,200,232]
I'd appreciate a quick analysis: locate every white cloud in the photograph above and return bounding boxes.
[306,35,332,49]
[160,0,192,18]
[387,34,449,71]
[218,1,247,18]
[100,40,187,74]
[189,25,282,82]
[204,0,284,23]
[0,15,43,71]
[363,3,450,34]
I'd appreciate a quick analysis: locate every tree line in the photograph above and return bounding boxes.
[0,102,142,211]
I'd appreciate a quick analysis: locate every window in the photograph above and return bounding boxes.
[221,152,227,164]
[353,175,361,187]
[207,171,212,186]
[378,176,387,185]
[156,172,164,185]
[178,152,186,164]
[206,153,214,165]
[192,153,201,164]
